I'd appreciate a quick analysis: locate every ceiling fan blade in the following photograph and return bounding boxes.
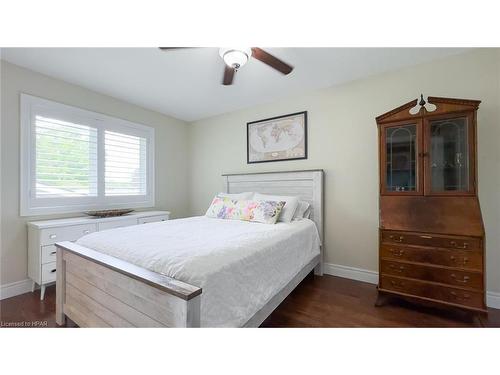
[251,48,293,75]
[158,47,197,51]
[222,65,235,85]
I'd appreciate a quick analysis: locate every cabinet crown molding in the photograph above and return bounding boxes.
[376,96,481,124]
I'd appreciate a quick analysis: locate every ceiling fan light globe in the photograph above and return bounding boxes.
[219,48,252,69]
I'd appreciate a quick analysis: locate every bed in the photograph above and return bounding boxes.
[55,170,324,327]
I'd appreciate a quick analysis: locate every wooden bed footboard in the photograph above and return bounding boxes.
[55,241,202,327]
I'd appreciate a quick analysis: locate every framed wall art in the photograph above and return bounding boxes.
[247,111,307,164]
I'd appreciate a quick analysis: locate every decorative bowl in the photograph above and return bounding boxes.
[84,209,134,218]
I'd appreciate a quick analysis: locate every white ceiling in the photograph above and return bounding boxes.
[1,48,469,122]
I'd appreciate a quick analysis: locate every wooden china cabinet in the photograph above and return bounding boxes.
[375,95,487,322]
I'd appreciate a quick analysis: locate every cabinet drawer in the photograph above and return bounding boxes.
[380,275,484,310]
[381,260,483,290]
[138,215,169,224]
[380,244,482,271]
[41,245,58,264]
[381,230,481,251]
[40,224,97,246]
[98,218,137,231]
[41,262,57,283]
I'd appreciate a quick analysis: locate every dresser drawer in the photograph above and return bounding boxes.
[381,230,481,251]
[380,275,484,310]
[381,260,483,290]
[40,224,97,246]
[380,243,482,271]
[41,245,58,264]
[98,218,138,231]
[41,262,57,283]
[138,215,169,224]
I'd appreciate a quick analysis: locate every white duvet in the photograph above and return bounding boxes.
[76,216,320,327]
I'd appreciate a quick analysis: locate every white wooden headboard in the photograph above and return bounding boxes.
[223,170,324,274]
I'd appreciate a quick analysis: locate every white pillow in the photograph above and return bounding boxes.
[303,206,312,219]
[253,193,299,223]
[293,201,310,220]
[217,192,253,200]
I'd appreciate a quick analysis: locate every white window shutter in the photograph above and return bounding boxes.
[104,130,147,196]
[35,115,98,198]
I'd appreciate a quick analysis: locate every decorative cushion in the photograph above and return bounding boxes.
[253,193,299,223]
[205,196,285,224]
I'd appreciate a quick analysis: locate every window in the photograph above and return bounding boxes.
[21,94,154,216]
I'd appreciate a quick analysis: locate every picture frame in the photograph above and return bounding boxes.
[247,111,307,164]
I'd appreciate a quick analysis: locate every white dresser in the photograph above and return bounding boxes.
[27,210,170,300]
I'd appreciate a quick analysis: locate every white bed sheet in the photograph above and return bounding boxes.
[76,216,321,327]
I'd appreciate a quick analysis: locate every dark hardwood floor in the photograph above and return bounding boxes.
[1,275,499,327]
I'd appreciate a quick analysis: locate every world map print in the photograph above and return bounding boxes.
[248,113,306,163]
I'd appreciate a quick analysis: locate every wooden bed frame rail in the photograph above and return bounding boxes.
[55,241,202,327]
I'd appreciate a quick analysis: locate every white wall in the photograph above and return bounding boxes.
[188,49,500,294]
[0,61,190,286]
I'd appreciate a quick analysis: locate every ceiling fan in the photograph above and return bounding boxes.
[159,47,294,86]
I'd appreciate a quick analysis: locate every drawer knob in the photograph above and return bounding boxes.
[390,280,404,288]
[450,241,468,249]
[450,291,470,300]
[389,235,404,243]
[50,269,56,273]
[450,274,470,283]
[389,249,405,257]
[389,264,405,273]
[49,234,57,239]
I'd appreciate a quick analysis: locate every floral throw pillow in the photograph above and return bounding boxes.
[205,196,285,224]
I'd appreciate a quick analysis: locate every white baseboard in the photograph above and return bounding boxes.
[324,263,378,285]
[487,291,500,309]
[323,262,500,309]
[0,279,33,300]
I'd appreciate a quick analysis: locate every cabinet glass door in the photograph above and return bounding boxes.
[383,122,420,193]
[427,116,472,194]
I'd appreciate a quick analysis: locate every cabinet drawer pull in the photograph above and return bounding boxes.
[389,235,404,243]
[389,264,405,273]
[389,249,405,257]
[50,251,57,255]
[49,234,57,239]
[450,241,468,249]
[420,235,433,239]
[449,255,469,266]
[83,230,90,234]
[390,280,405,288]
[450,274,470,284]
[450,291,470,300]
[50,269,57,273]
